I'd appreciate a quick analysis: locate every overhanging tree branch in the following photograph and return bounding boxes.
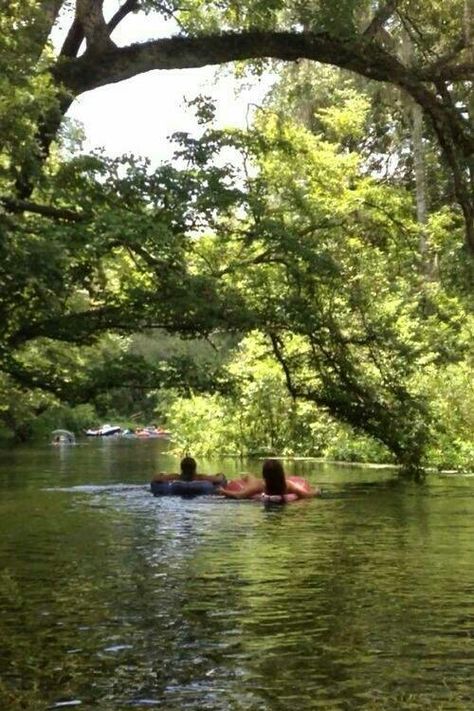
[0,197,84,221]
[53,31,414,92]
[53,31,473,155]
[53,29,474,248]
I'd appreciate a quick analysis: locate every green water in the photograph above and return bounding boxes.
[1,440,474,710]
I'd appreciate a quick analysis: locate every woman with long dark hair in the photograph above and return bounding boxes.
[218,458,320,502]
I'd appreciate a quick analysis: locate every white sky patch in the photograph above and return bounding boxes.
[68,71,273,164]
[52,2,275,164]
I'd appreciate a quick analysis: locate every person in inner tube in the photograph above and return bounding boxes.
[217,458,321,500]
[151,456,226,485]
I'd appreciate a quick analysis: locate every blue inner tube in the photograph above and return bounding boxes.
[150,479,224,497]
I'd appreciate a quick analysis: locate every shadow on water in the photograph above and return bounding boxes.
[2,440,474,709]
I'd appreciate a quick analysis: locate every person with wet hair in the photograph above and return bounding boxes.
[218,458,320,502]
[151,456,225,485]
[179,456,198,481]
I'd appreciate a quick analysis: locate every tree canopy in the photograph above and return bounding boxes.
[18,0,474,250]
[1,0,474,470]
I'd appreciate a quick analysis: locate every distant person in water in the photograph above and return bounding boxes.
[218,458,321,501]
[152,456,226,485]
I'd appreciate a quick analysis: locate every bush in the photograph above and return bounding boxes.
[30,403,99,439]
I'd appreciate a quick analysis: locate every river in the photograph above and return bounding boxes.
[1,439,474,710]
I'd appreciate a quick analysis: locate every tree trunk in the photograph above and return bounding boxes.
[400,27,436,276]
[75,0,115,53]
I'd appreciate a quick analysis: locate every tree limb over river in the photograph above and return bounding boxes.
[31,0,474,252]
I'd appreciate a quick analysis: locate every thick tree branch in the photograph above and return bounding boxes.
[47,29,474,251]
[0,197,83,221]
[421,62,474,81]
[60,17,84,58]
[10,306,149,347]
[75,0,116,53]
[54,31,406,93]
[108,0,140,35]
[53,30,474,159]
[61,0,139,58]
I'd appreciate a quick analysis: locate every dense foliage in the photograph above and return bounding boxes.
[1,1,474,472]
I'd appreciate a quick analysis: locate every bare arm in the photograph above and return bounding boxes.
[286,479,322,499]
[195,473,227,483]
[218,475,263,499]
[151,472,178,482]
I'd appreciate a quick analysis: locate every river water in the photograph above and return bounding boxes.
[1,439,474,710]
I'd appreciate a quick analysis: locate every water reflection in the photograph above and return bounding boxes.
[1,441,474,709]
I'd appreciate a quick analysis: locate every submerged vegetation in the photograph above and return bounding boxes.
[1,1,474,472]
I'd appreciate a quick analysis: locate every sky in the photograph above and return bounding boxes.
[52,2,274,164]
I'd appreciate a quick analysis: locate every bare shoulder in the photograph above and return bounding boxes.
[151,472,176,482]
[240,473,260,484]
[219,475,263,499]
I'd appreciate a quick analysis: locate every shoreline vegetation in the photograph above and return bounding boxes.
[0,420,467,476]
[2,389,474,474]
[2,430,466,476]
